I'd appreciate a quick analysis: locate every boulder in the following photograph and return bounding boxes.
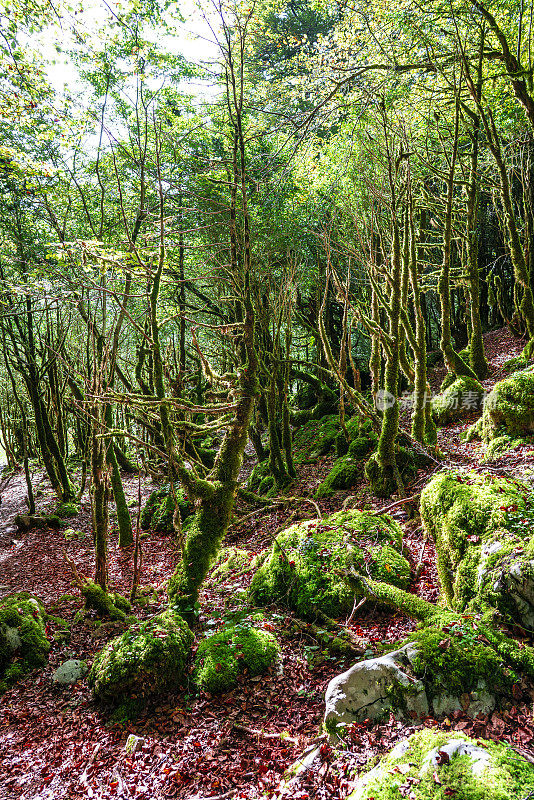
[324,618,518,728]
[348,729,534,800]
[0,593,51,693]
[481,365,534,441]
[421,469,534,628]
[249,510,411,619]
[194,623,279,694]
[324,643,428,727]
[52,659,88,685]
[432,376,485,425]
[88,609,193,702]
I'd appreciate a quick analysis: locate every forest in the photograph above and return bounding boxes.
[3,0,534,796]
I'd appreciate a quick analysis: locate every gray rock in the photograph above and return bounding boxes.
[125,734,144,754]
[420,738,492,777]
[4,626,22,652]
[52,659,88,685]
[324,642,429,727]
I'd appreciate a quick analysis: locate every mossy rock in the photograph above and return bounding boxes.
[0,593,51,694]
[432,376,485,425]
[315,455,362,498]
[348,729,534,800]
[55,502,80,518]
[88,609,193,702]
[421,470,534,628]
[502,354,530,372]
[209,547,260,584]
[247,460,270,492]
[140,485,192,534]
[292,415,344,462]
[249,510,410,619]
[479,366,534,443]
[194,623,279,693]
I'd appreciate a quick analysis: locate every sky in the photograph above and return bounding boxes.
[37,0,221,100]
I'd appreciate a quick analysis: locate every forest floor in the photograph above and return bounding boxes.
[2,327,534,800]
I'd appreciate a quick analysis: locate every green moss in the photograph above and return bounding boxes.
[81,581,126,621]
[420,470,534,623]
[55,502,80,518]
[88,609,193,702]
[194,623,279,693]
[432,376,485,426]
[140,485,192,534]
[292,415,343,462]
[365,442,429,498]
[209,547,258,584]
[249,510,410,619]
[349,729,534,800]
[247,460,270,492]
[409,623,513,700]
[0,593,51,693]
[258,475,275,496]
[481,366,534,443]
[315,455,362,498]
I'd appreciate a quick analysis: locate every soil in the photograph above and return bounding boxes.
[1,327,534,800]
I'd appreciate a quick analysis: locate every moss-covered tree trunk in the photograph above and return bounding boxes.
[465,32,489,379]
[104,405,133,547]
[438,101,478,380]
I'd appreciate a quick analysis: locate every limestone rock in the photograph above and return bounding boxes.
[52,659,88,685]
[324,643,428,726]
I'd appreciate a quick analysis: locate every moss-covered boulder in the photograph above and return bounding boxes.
[209,547,260,585]
[88,609,193,702]
[316,431,379,498]
[432,376,485,425]
[324,610,519,726]
[315,455,362,498]
[421,470,534,628]
[140,485,193,534]
[249,511,411,619]
[479,366,534,442]
[55,502,80,519]
[0,593,51,693]
[348,729,534,800]
[194,623,279,693]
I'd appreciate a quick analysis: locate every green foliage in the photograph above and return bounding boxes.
[88,609,193,702]
[249,510,410,619]
[194,623,279,693]
[315,455,362,498]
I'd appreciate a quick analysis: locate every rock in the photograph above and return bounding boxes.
[140,485,192,533]
[324,643,428,727]
[194,623,279,694]
[432,376,485,425]
[249,510,411,619]
[52,659,88,685]
[88,609,193,702]
[124,734,144,754]
[421,469,534,628]
[347,729,534,799]
[0,593,51,693]
[324,628,505,728]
